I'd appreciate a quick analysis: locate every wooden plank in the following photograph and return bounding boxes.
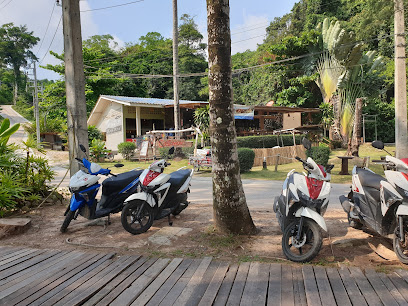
[55,255,140,306]
[389,272,408,303]
[240,262,269,306]
[0,248,30,263]
[184,260,219,306]
[0,250,69,288]
[110,258,170,306]
[37,255,117,306]
[132,258,183,306]
[83,256,148,306]
[396,269,408,284]
[281,265,294,306]
[0,250,62,287]
[145,258,193,306]
[226,261,250,306]
[198,262,229,306]
[378,272,408,306]
[293,266,307,306]
[349,266,382,306]
[171,257,212,306]
[364,269,398,306]
[25,253,115,306]
[95,257,157,306]
[213,264,239,306]
[302,266,321,306]
[267,263,281,306]
[313,266,336,306]
[0,251,77,301]
[338,266,368,306]
[326,268,352,306]
[0,249,43,272]
[6,252,99,306]
[156,259,201,306]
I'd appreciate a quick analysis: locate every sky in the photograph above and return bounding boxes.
[0,0,298,80]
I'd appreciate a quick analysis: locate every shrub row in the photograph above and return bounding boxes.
[237,135,302,149]
[306,146,331,167]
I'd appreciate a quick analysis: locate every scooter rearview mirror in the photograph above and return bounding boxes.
[301,138,312,150]
[372,140,384,150]
[79,144,87,153]
[114,163,124,168]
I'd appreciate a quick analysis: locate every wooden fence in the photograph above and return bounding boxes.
[252,145,307,167]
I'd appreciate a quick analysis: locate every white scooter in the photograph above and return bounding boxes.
[273,138,334,262]
[121,148,194,235]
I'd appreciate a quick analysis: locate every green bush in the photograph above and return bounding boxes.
[158,147,174,160]
[118,142,136,160]
[89,139,109,161]
[88,125,103,142]
[237,135,302,149]
[238,148,255,172]
[306,146,331,167]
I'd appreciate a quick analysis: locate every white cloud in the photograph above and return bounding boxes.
[0,0,99,80]
[231,14,268,54]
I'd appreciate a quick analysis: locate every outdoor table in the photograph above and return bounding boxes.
[337,156,354,175]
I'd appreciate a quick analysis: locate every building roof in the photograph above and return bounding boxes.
[88,95,208,126]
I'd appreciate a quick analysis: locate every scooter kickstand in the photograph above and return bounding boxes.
[107,215,111,225]
[168,215,173,226]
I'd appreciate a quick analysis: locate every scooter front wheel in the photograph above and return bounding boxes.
[121,200,154,235]
[282,219,322,262]
[394,226,408,264]
[60,210,75,233]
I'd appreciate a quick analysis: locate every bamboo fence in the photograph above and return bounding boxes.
[252,145,307,167]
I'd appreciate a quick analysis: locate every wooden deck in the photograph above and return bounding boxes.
[1,246,408,305]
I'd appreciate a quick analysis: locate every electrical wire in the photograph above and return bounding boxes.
[0,0,14,11]
[80,0,144,12]
[35,2,57,57]
[39,14,62,66]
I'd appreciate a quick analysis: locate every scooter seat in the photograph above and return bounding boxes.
[356,167,384,190]
[102,170,143,196]
[168,169,191,192]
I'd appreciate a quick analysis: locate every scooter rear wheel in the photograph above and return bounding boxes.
[60,210,75,233]
[394,226,408,264]
[282,219,322,262]
[121,200,154,235]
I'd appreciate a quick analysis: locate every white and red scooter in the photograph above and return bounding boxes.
[273,138,334,262]
[340,140,408,264]
[121,147,193,235]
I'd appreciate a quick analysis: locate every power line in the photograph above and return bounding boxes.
[36,2,57,57]
[0,0,14,11]
[81,0,144,12]
[39,14,62,65]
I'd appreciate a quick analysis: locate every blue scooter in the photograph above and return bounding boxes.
[60,145,143,232]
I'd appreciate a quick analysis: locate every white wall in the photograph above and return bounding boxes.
[96,102,124,151]
[283,112,301,130]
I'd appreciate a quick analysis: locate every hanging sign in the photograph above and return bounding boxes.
[234,105,254,120]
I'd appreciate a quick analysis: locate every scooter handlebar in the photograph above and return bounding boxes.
[295,156,313,170]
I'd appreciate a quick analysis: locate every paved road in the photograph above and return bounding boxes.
[189,176,349,209]
[0,105,29,144]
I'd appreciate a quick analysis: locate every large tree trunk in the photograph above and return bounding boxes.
[329,95,342,143]
[206,0,256,235]
[349,98,363,156]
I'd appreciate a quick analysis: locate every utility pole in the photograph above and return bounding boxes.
[394,0,408,158]
[62,0,89,175]
[172,0,180,135]
[26,62,41,145]
[33,62,41,145]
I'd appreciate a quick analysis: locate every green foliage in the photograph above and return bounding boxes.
[158,146,194,159]
[237,135,302,149]
[88,125,103,142]
[0,118,20,147]
[306,146,331,167]
[89,138,109,161]
[118,142,137,160]
[363,98,395,143]
[237,148,255,172]
[0,171,27,216]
